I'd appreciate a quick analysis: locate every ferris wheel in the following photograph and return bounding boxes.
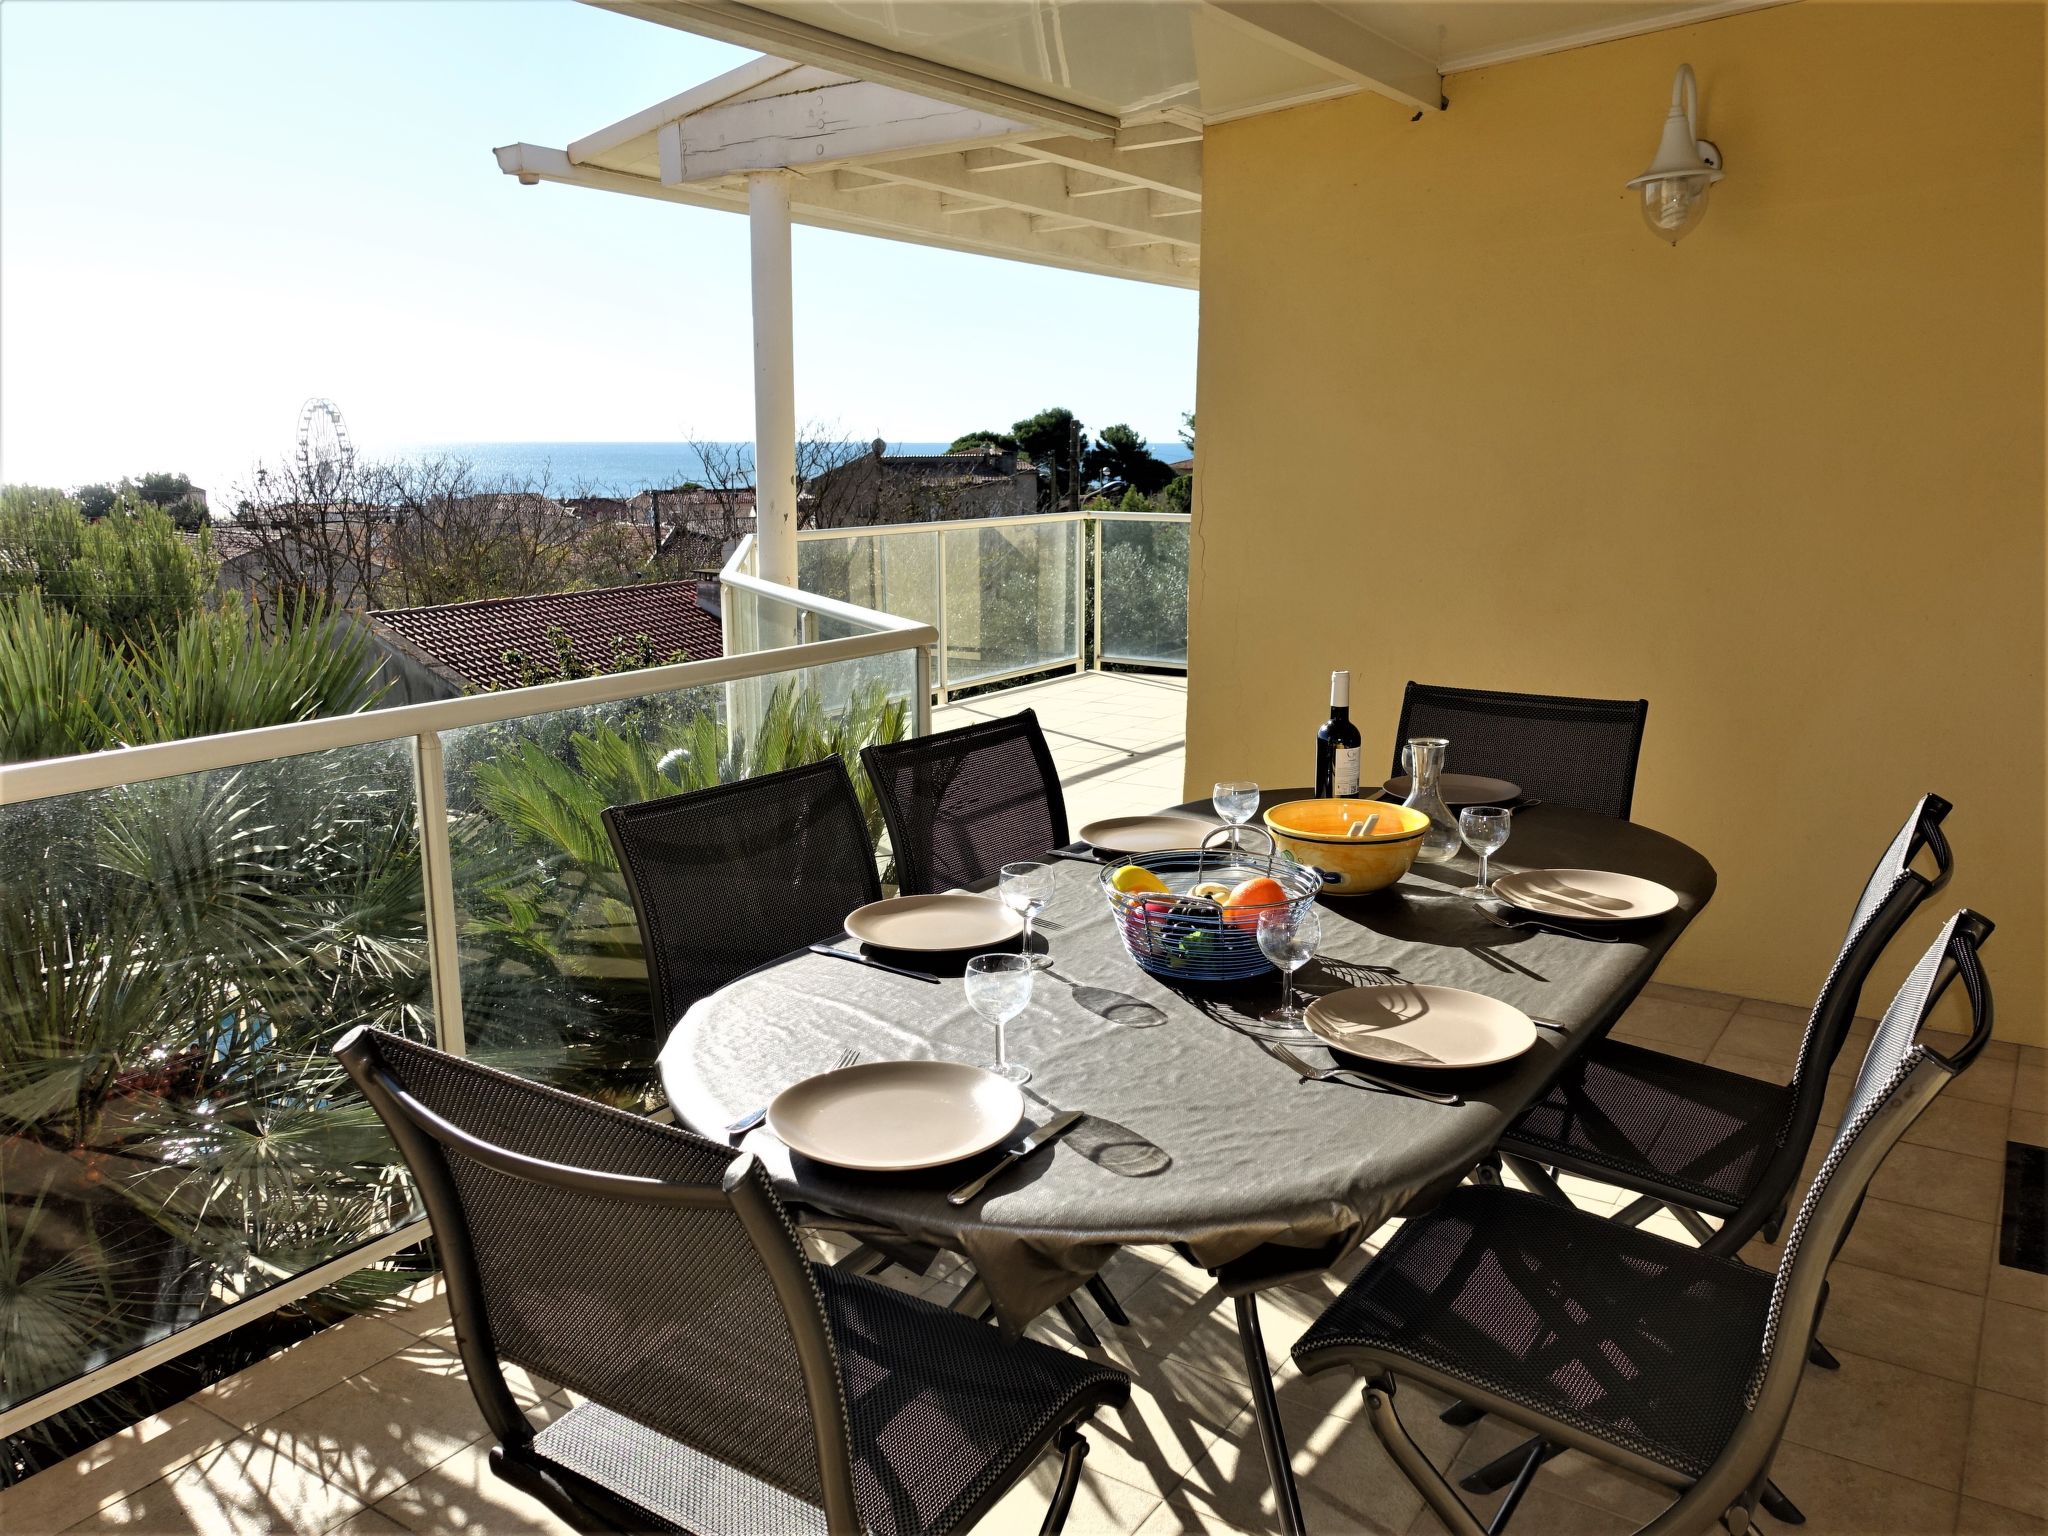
[296,397,355,497]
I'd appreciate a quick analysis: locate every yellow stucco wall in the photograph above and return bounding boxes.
[1189,1,2047,1041]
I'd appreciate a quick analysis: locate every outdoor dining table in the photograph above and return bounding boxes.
[659,792,1717,1331]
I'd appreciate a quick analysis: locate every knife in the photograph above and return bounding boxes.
[807,944,943,983]
[947,1110,1086,1205]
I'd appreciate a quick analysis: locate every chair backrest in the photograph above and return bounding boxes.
[334,1027,862,1531]
[860,709,1069,895]
[1652,911,1994,1534]
[1705,792,1955,1253]
[1390,683,1648,818]
[603,757,883,1030]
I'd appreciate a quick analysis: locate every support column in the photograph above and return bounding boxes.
[748,170,798,590]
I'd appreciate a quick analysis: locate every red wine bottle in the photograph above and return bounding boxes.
[1315,670,1362,797]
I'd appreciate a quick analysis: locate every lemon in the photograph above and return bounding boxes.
[1109,864,1169,895]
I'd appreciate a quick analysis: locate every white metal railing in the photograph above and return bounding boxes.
[792,509,1188,699]
[0,553,934,1438]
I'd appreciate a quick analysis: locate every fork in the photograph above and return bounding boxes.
[1476,904,1622,944]
[1260,1038,1462,1106]
[726,1048,861,1140]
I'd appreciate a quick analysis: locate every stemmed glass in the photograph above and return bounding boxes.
[964,953,1034,1084]
[1459,805,1513,899]
[1213,780,1260,855]
[1256,904,1321,1028]
[998,861,1054,963]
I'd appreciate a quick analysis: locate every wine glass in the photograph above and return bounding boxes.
[1256,903,1321,1027]
[1213,780,1260,855]
[1459,805,1512,899]
[964,953,1035,1084]
[998,861,1054,962]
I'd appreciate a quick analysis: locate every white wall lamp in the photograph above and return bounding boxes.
[1627,64,1723,245]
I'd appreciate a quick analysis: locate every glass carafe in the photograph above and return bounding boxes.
[1402,737,1462,864]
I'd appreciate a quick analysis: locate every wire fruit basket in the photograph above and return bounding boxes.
[1098,828,1322,982]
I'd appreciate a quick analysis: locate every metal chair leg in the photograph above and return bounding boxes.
[1057,1298,1102,1349]
[1807,1338,1840,1370]
[1758,1478,1806,1525]
[1669,1204,1718,1244]
[1038,1425,1089,1536]
[1458,1434,1562,1495]
[1499,1153,1572,1207]
[1236,1294,1306,1536]
[1485,1441,1547,1536]
[1364,1376,1487,1536]
[1611,1194,1662,1227]
[1084,1274,1131,1327]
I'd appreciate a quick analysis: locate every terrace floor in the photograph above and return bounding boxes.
[934,670,1191,832]
[4,988,2040,1536]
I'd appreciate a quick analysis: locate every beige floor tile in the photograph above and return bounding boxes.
[1988,1262,2048,1314]
[1641,980,1745,1010]
[329,1508,412,1535]
[2014,1058,2047,1117]
[1867,1139,2010,1225]
[1715,1010,1808,1070]
[381,1292,450,1340]
[1902,1096,2012,1163]
[1838,1197,1995,1296]
[1140,1397,1424,1536]
[0,1402,240,1536]
[194,1314,416,1432]
[1607,994,1736,1053]
[1764,1440,1960,1534]
[1932,1044,2019,1107]
[1976,1300,2048,1405]
[1699,1045,1793,1084]
[1066,1347,1252,1497]
[1961,1389,2048,1517]
[1785,1346,1975,1491]
[1958,1494,2048,1532]
[1443,1414,1671,1527]
[976,1458,1163,1536]
[1819,1262,1986,1384]
[2011,1109,2047,1148]
[372,1431,578,1536]
[255,1345,545,1505]
[1734,995,1812,1026]
[62,1434,366,1535]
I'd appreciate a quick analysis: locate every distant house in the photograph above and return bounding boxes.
[805,440,1039,524]
[362,579,724,703]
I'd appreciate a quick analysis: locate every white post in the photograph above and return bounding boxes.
[749,171,798,591]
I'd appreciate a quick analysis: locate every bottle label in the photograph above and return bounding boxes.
[1331,746,1361,796]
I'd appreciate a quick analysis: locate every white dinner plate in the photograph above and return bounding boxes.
[843,892,1023,951]
[1305,985,1537,1070]
[1381,773,1523,806]
[1490,868,1679,923]
[1079,814,1217,854]
[767,1060,1026,1171]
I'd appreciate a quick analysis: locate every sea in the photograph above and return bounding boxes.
[364,441,946,496]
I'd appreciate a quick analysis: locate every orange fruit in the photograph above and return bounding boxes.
[1223,876,1288,929]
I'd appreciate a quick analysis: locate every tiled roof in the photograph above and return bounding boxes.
[369,580,723,691]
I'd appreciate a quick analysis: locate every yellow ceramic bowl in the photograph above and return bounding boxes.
[1262,799,1428,894]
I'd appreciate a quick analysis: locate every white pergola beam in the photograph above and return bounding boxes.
[859,151,1198,247]
[1202,1,1442,114]
[567,54,799,164]
[493,143,1196,288]
[1005,136,1201,200]
[655,79,1035,183]
[582,0,1118,138]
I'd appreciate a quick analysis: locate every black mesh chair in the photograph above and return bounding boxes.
[1493,793,1954,1254]
[1390,683,1649,818]
[860,710,1068,895]
[1292,910,1996,1536]
[602,758,883,1031]
[336,1028,1130,1536]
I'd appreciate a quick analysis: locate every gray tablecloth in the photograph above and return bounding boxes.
[661,803,1714,1330]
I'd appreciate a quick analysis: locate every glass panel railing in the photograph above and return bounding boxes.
[798,531,940,633]
[0,744,428,1413]
[439,651,916,1107]
[942,519,1080,688]
[1099,517,1190,667]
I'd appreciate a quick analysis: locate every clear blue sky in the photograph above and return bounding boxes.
[0,1,1197,496]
